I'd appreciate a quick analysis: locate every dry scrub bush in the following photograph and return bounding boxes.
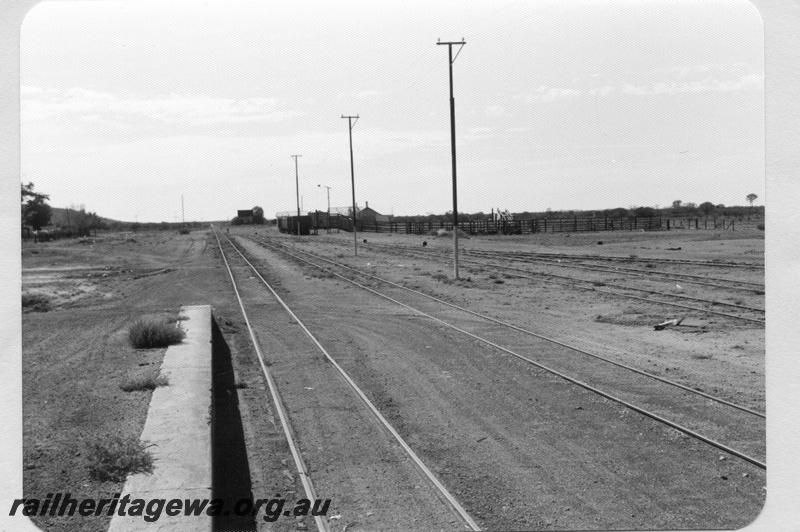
[87,435,154,482]
[128,319,185,348]
[120,372,169,392]
[21,293,51,312]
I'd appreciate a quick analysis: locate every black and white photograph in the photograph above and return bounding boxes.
[4,0,796,530]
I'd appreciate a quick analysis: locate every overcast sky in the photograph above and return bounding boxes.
[20,0,764,222]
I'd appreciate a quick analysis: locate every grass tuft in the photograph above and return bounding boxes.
[120,372,169,392]
[22,293,51,312]
[128,319,185,348]
[87,435,154,482]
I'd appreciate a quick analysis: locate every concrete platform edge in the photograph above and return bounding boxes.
[108,305,212,532]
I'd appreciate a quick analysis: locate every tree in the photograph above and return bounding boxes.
[252,206,265,224]
[602,207,628,218]
[21,182,52,230]
[67,206,102,236]
[633,206,656,217]
[671,200,682,209]
[698,201,715,215]
[746,193,758,207]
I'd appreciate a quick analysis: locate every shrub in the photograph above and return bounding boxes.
[128,319,185,348]
[87,435,154,482]
[22,293,51,312]
[757,223,764,231]
[120,372,169,392]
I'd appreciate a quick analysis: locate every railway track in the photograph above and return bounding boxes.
[248,234,765,470]
[213,229,480,531]
[459,249,764,270]
[461,249,765,293]
[293,237,765,326]
[306,235,764,290]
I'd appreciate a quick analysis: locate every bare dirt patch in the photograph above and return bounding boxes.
[20,230,245,532]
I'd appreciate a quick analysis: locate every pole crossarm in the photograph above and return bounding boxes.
[436,39,466,63]
[341,114,359,128]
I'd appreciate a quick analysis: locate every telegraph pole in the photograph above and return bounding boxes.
[291,154,302,236]
[437,38,465,279]
[318,184,331,232]
[341,114,359,256]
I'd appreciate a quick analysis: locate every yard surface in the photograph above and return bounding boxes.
[21,225,765,531]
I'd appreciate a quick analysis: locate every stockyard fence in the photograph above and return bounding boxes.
[277,212,761,236]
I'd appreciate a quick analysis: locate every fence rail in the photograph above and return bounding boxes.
[278,213,759,236]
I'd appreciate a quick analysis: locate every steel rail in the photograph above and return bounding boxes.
[470,250,765,270]
[221,233,481,531]
[308,234,763,270]
[347,240,765,325]
[259,237,764,419]
[463,249,766,292]
[213,229,331,532]
[357,242,765,312]
[256,236,766,470]
[303,233,764,269]
[482,261,765,313]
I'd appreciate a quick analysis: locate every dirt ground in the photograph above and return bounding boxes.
[21,225,765,531]
[20,230,263,532]
[229,226,765,530]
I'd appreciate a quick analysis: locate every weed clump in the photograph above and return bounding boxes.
[431,273,449,283]
[128,319,185,348]
[120,372,169,392]
[87,435,154,482]
[22,293,51,313]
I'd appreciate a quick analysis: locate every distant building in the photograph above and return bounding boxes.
[236,209,254,224]
[359,201,392,226]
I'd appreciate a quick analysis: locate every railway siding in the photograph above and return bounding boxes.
[225,231,765,530]
[216,232,478,531]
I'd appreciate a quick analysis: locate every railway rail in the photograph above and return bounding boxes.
[461,249,765,270]
[213,228,481,531]
[247,234,765,470]
[259,236,764,416]
[292,236,765,326]
[461,249,765,293]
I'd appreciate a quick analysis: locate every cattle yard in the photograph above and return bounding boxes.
[21,225,765,531]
